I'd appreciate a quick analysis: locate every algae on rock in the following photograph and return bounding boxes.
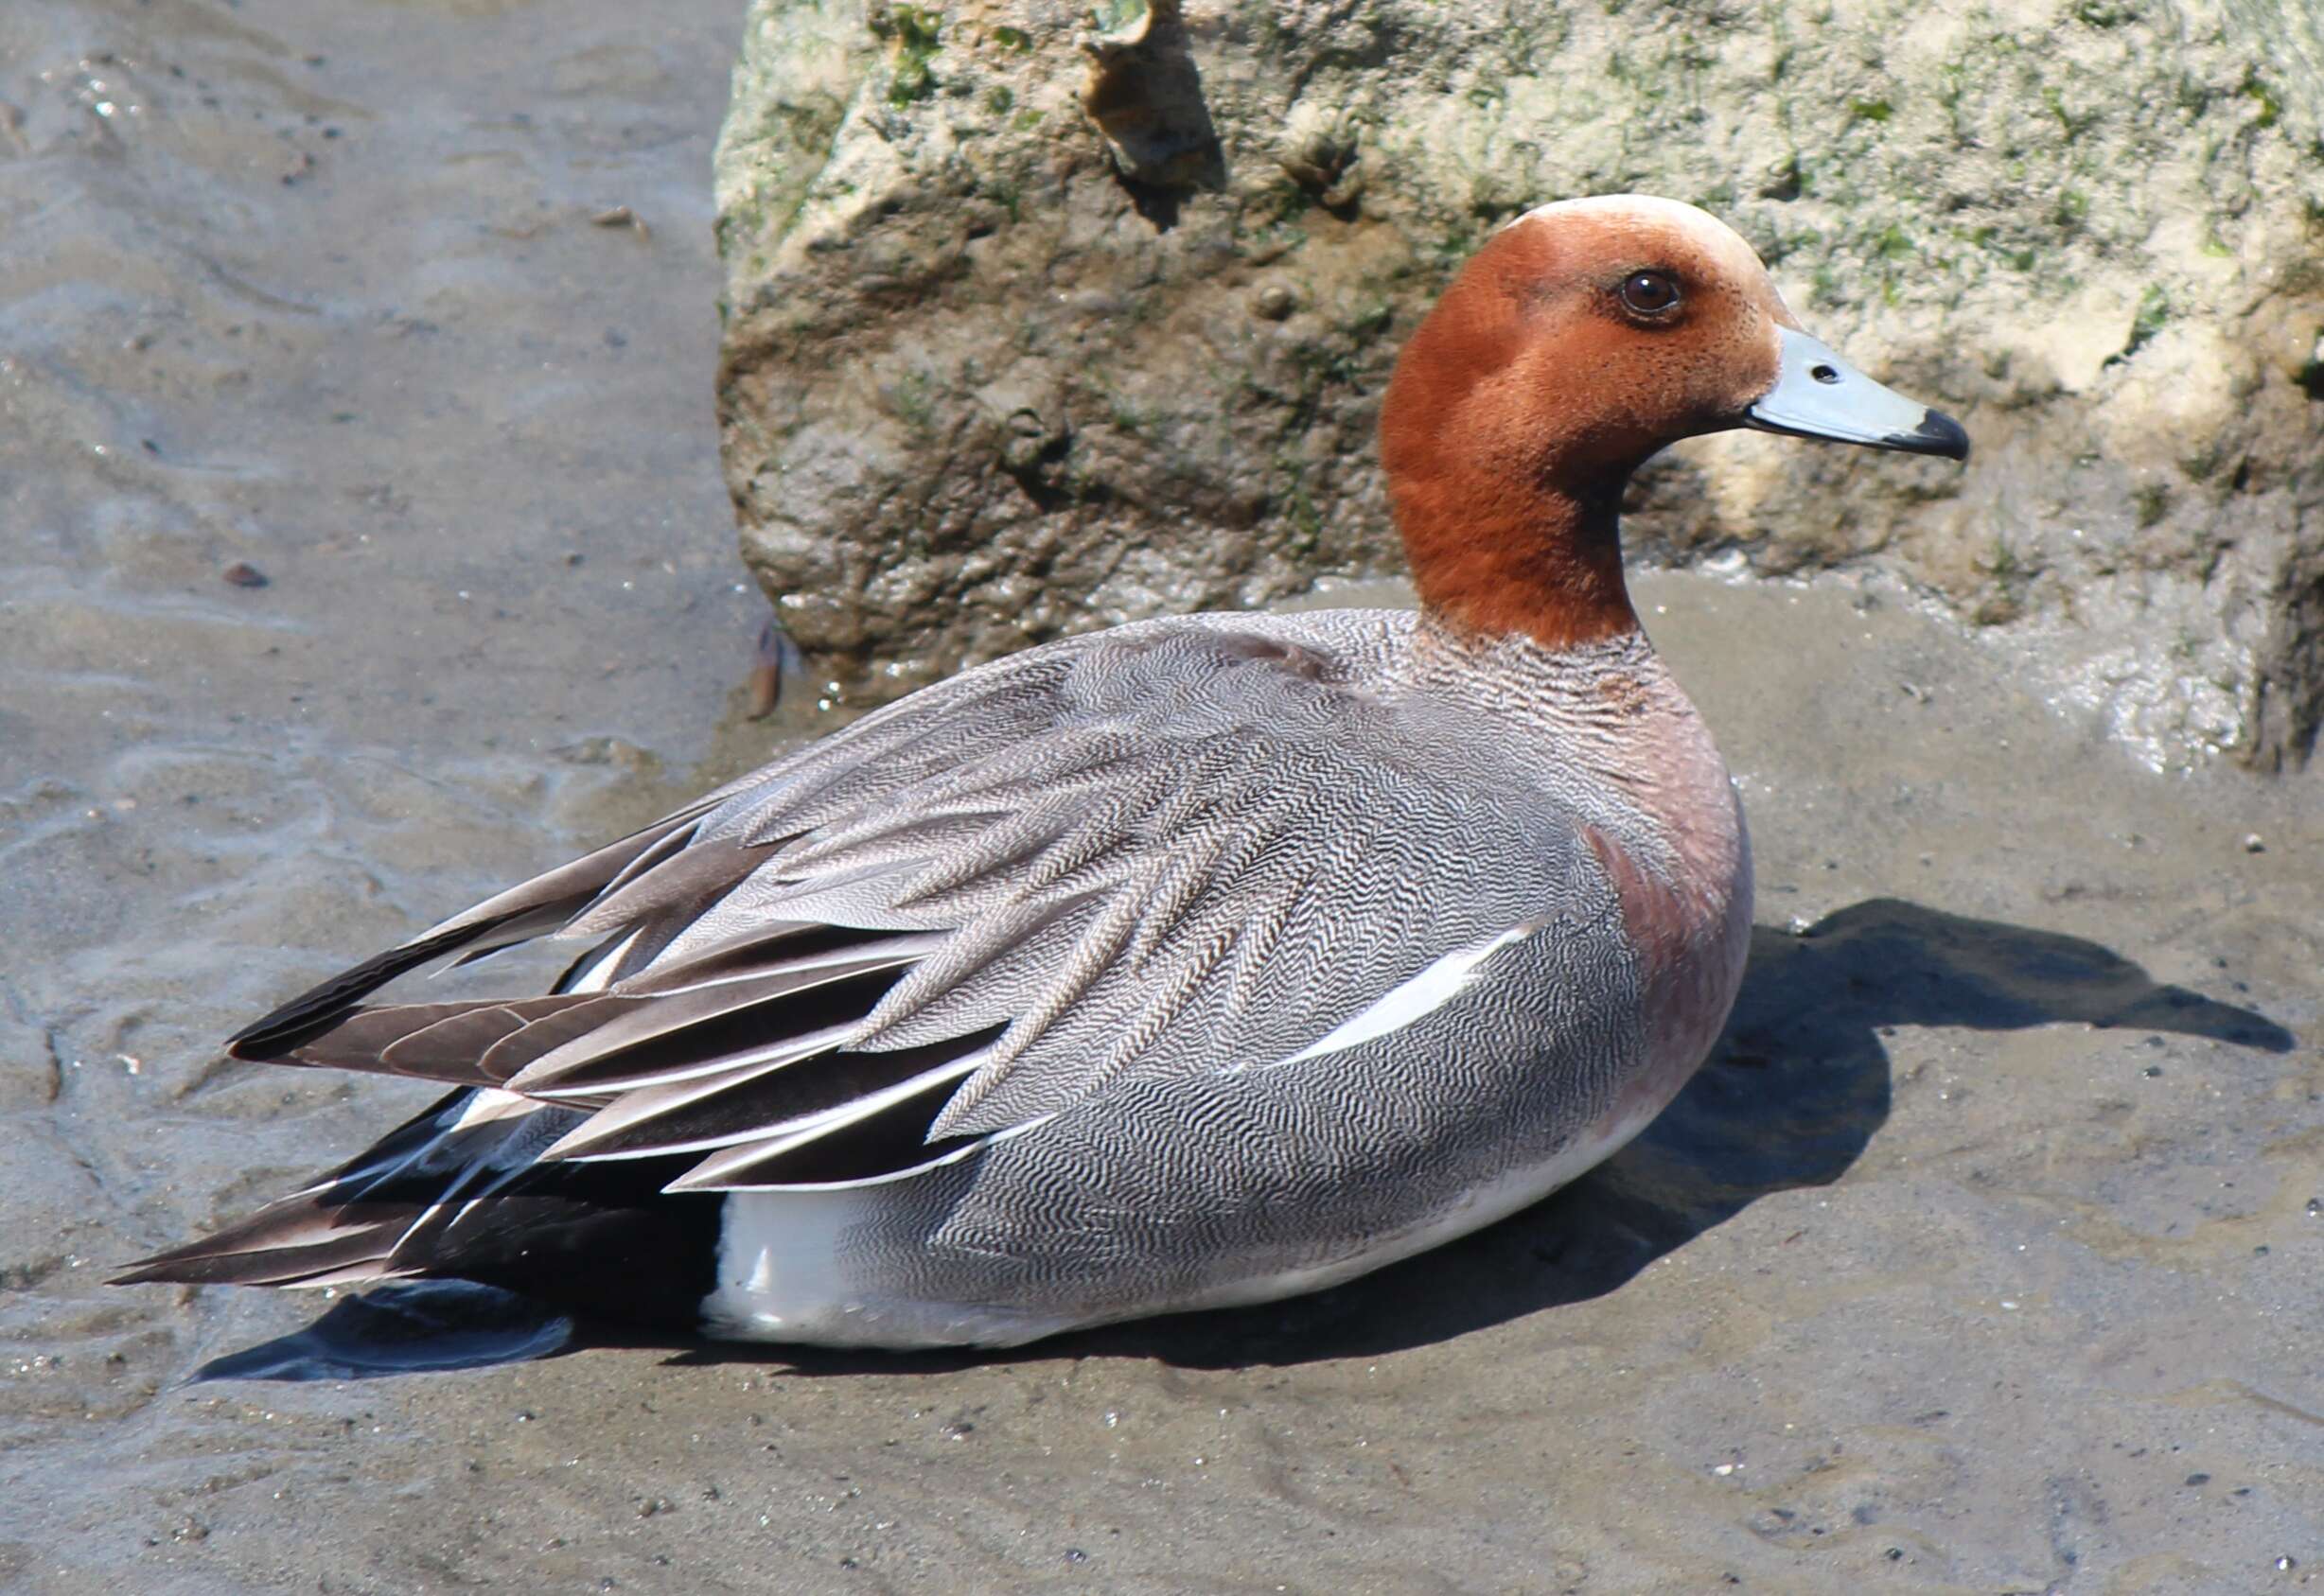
[715,0,2324,769]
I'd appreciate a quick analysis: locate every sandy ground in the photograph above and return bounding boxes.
[3,3,2319,1592]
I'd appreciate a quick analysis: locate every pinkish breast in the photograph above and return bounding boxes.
[1573,658,1754,1124]
[1403,617,1753,1119]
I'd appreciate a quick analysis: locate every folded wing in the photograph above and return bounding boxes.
[201,614,1585,1200]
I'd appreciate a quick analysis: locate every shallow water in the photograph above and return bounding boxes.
[4,2,2321,1592]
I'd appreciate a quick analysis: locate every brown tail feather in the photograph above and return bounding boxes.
[225,804,719,1060]
[225,919,530,1061]
[111,1201,421,1289]
[278,995,605,1086]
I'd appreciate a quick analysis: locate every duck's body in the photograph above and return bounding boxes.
[685,608,1752,1346]
[120,198,1963,1347]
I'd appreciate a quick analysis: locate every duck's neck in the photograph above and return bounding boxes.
[1393,470,1640,650]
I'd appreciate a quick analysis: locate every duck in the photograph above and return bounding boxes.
[118,196,1967,1348]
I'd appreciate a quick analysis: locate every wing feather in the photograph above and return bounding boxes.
[499,935,944,1096]
[214,613,1591,1201]
[543,1029,1001,1164]
[226,800,722,1058]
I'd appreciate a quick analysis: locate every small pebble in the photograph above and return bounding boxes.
[2242,833,2265,853]
[1251,284,1295,321]
[590,204,650,238]
[220,561,269,588]
[2279,1555,2297,1571]
[2186,1472,2210,1486]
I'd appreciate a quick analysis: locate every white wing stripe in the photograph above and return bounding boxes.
[1259,921,1541,1070]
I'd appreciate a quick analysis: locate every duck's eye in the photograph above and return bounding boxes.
[1617,271,1682,318]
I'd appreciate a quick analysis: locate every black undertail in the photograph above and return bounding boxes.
[114,1089,726,1329]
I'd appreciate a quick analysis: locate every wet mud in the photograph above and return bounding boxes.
[3,3,2319,1593]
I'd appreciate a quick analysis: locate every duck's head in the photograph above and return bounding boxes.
[1382,194,1967,649]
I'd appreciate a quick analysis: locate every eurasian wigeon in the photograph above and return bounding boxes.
[120,196,1967,1347]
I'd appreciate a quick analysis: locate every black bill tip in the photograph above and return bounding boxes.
[1886,407,1970,462]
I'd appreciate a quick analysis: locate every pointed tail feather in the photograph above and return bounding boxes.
[114,1088,493,1289]
[114,1088,722,1325]
[226,802,721,1060]
[111,1201,423,1289]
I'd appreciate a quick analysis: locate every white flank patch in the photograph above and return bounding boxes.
[701,1184,1083,1348]
[1260,921,1539,1069]
[701,1187,854,1340]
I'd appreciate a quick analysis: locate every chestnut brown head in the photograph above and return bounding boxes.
[1382,196,1966,648]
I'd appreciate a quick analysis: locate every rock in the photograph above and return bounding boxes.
[714,0,2324,770]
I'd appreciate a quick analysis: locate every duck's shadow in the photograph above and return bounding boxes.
[195,899,2291,1383]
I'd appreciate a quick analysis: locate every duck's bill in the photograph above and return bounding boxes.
[1745,326,1969,460]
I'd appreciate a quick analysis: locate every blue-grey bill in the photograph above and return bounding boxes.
[1745,325,1970,461]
